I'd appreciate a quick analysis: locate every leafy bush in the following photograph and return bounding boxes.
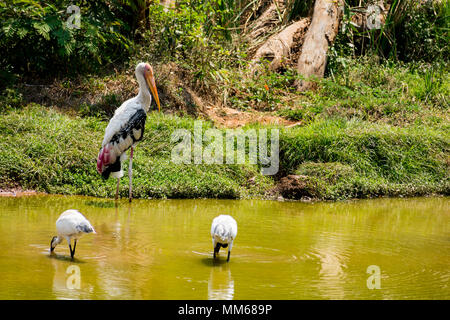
[334,0,449,63]
[0,0,133,84]
[139,0,245,92]
[395,0,450,62]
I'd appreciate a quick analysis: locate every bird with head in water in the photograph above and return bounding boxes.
[50,209,96,260]
[211,215,238,262]
[97,62,161,202]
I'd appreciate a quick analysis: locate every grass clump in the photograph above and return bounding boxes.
[279,118,449,200]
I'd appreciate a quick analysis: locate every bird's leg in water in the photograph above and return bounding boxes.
[227,241,233,262]
[115,178,120,200]
[214,243,221,259]
[128,146,134,202]
[72,240,77,259]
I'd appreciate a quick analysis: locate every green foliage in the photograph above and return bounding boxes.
[0,87,24,112]
[395,0,449,62]
[312,56,449,125]
[335,0,449,62]
[226,65,301,111]
[140,0,245,92]
[0,0,133,83]
[0,0,448,202]
[286,0,315,21]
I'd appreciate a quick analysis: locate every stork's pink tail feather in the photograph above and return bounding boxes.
[97,144,111,175]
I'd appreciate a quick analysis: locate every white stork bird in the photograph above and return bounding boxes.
[50,209,96,260]
[211,215,238,262]
[97,62,161,201]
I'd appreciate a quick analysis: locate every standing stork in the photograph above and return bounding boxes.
[211,215,238,262]
[50,209,96,260]
[97,62,161,201]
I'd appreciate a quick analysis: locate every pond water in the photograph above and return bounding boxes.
[0,195,448,300]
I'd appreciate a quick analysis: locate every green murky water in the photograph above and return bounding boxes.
[0,195,448,300]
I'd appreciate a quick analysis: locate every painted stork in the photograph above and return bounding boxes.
[211,215,238,262]
[97,62,161,201]
[50,209,96,260]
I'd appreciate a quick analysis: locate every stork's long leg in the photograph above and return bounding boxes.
[115,178,120,200]
[128,146,134,203]
[227,241,233,262]
[214,242,220,259]
[72,240,77,259]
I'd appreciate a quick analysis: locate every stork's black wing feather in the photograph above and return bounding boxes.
[99,108,147,179]
[110,108,147,146]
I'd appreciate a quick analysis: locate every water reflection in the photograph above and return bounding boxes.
[51,259,85,299]
[92,203,153,299]
[311,242,348,299]
[208,263,234,300]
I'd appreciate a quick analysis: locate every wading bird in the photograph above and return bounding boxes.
[50,209,96,260]
[211,215,238,262]
[97,62,161,202]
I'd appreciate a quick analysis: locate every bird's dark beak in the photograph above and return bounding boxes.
[145,70,161,112]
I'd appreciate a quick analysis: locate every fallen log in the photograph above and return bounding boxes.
[251,18,310,71]
[296,0,344,91]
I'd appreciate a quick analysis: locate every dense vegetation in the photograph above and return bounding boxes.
[0,0,448,200]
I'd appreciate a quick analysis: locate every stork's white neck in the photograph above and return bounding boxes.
[52,236,63,248]
[136,71,152,112]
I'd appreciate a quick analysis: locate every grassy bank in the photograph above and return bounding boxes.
[0,104,273,199]
[280,119,449,199]
[0,104,447,200]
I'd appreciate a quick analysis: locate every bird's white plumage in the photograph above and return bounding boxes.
[97,63,153,181]
[211,215,237,245]
[101,99,147,147]
[101,63,152,147]
[56,209,95,241]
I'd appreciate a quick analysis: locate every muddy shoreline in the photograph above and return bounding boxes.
[0,188,44,197]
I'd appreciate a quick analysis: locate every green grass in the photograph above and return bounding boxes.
[0,104,448,200]
[274,57,449,126]
[280,119,449,200]
[0,104,273,199]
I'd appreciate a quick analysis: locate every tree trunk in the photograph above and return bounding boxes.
[296,0,343,91]
[251,18,310,71]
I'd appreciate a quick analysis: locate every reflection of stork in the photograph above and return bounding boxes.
[211,215,238,262]
[50,210,96,260]
[97,62,161,202]
[208,264,234,300]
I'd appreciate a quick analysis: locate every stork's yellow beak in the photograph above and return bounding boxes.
[145,68,161,112]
